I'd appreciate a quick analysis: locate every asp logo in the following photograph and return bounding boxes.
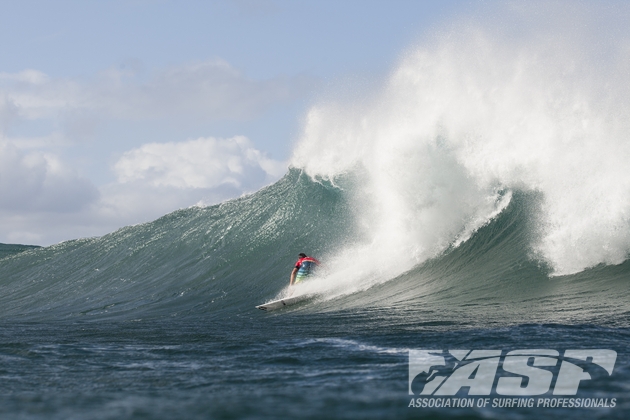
[409,349,617,396]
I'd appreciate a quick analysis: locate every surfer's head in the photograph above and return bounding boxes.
[298,253,307,258]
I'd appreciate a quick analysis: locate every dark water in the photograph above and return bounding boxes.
[0,244,40,260]
[0,170,628,419]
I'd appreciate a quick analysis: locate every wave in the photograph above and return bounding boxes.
[0,169,627,325]
[0,243,40,259]
[0,170,352,321]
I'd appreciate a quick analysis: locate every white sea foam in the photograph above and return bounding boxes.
[291,5,630,281]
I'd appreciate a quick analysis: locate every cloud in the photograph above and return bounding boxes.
[0,95,20,135]
[0,59,302,245]
[85,136,286,243]
[114,135,285,189]
[0,60,315,130]
[0,140,98,213]
[0,135,286,245]
[100,60,309,121]
[0,69,49,85]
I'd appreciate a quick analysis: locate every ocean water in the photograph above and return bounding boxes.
[2,18,630,419]
[0,170,628,419]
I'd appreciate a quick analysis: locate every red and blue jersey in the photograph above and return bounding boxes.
[295,256,319,282]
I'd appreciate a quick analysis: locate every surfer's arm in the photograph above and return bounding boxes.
[290,267,298,286]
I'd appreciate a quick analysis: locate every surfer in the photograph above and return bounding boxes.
[290,253,320,286]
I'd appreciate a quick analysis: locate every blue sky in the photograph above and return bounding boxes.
[0,1,465,79]
[0,0,470,165]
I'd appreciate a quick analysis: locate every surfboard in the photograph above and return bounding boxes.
[255,294,311,311]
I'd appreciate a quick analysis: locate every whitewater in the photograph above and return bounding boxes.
[1,16,629,420]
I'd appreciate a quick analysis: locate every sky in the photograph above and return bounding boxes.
[0,0,477,245]
[4,0,627,246]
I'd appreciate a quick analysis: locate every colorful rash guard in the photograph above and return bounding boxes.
[294,256,319,283]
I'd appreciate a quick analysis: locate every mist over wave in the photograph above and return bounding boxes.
[291,13,630,277]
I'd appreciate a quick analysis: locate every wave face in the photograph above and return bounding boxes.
[0,168,627,326]
[0,170,354,321]
[0,243,40,259]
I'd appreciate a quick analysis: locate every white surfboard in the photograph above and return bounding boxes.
[255,294,312,311]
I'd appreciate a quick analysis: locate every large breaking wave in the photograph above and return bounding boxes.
[0,168,628,324]
[292,23,630,278]
[1,4,629,324]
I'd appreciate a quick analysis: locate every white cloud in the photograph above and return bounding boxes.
[0,69,49,85]
[0,135,286,245]
[114,136,285,189]
[83,136,286,243]
[0,140,98,213]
